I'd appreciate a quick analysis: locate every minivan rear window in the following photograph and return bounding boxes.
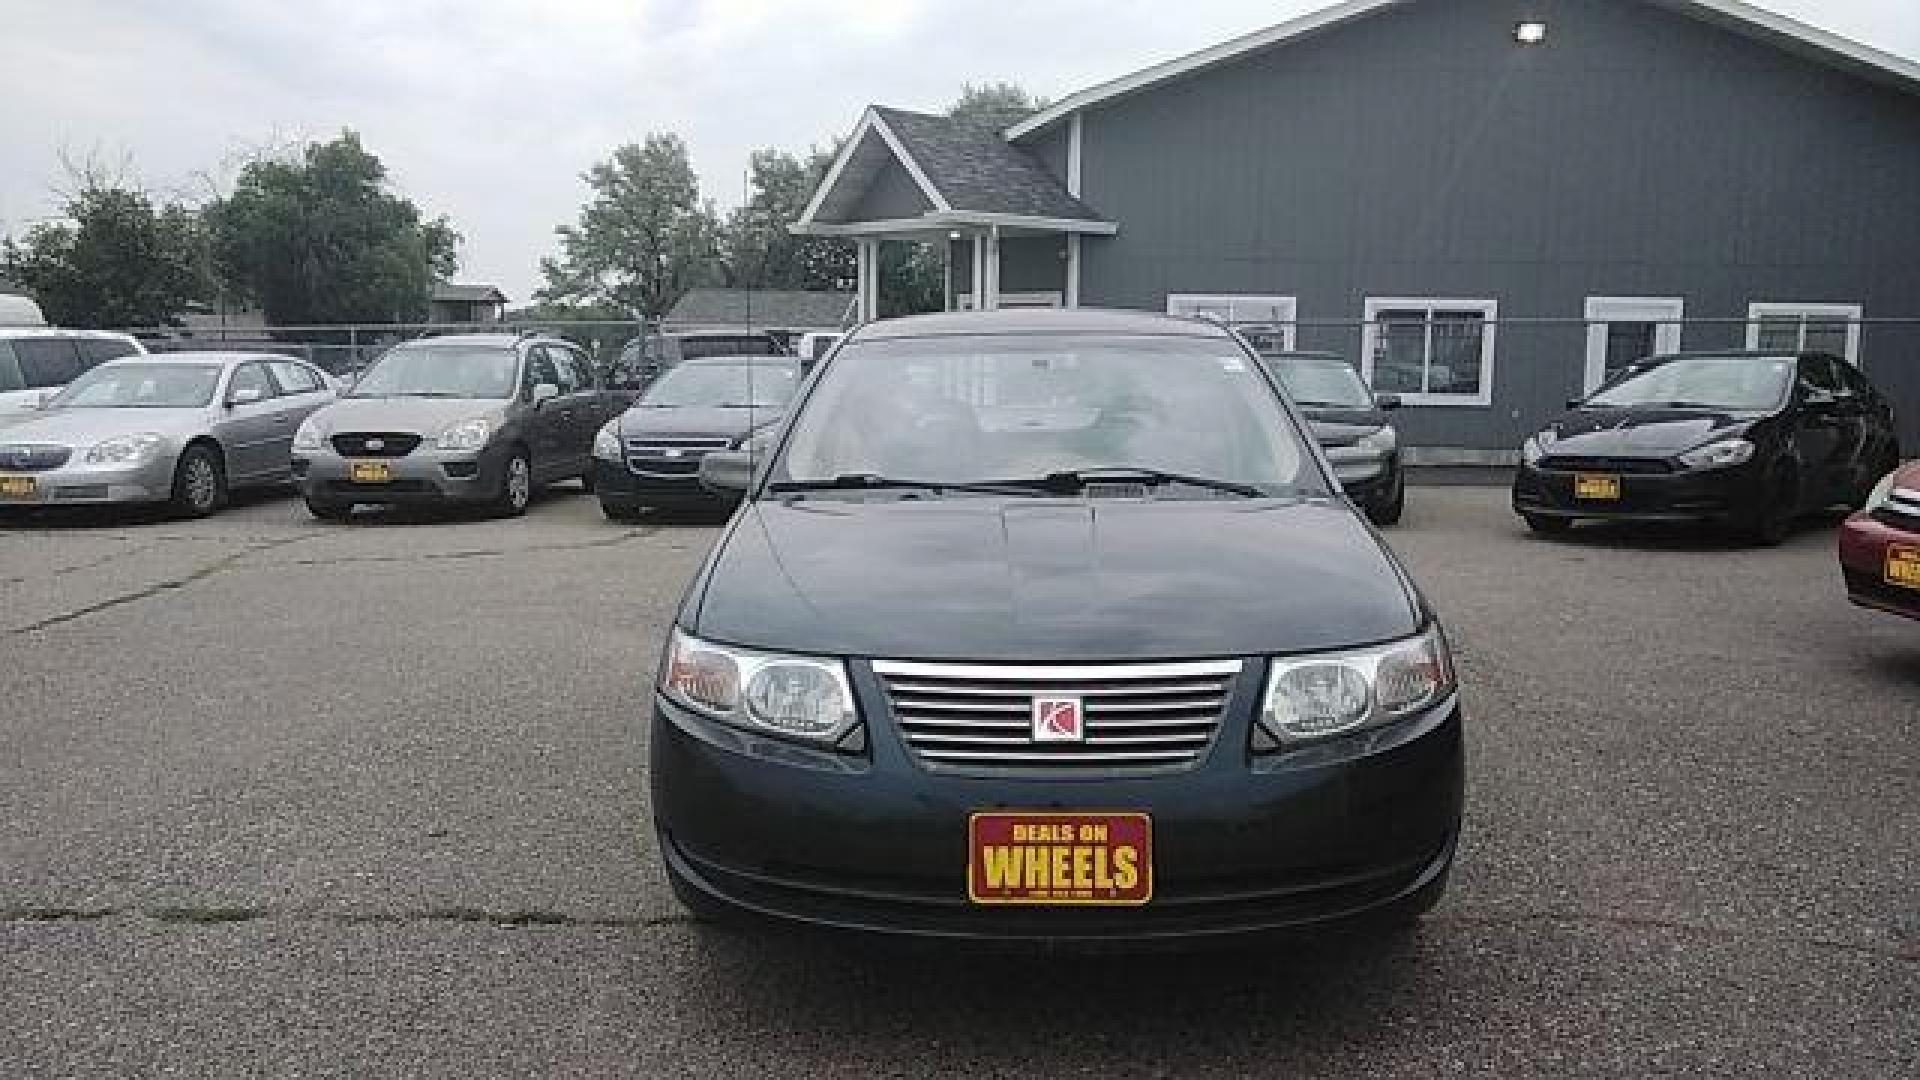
[0,342,23,394]
[80,337,141,369]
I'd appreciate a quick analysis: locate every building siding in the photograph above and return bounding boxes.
[1056,0,1920,451]
[846,158,935,222]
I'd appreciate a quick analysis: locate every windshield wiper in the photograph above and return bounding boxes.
[767,473,1040,497]
[1001,467,1270,499]
[1294,399,1367,409]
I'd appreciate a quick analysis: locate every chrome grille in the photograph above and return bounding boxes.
[0,444,72,472]
[626,436,730,477]
[872,659,1242,773]
[1538,455,1673,475]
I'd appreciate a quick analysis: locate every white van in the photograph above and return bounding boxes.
[0,328,149,421]
[0,293,47,328]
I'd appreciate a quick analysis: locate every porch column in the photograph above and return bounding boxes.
[971,234,985,311]
[1065,234,1082,309]
[983,224,1002,311]
[856,239,879,322]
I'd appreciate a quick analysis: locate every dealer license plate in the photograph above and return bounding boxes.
[0,475,36,499]
[348,460,392,484]
[968,812,1152,907]
[1574,473,1622,501]
[1887,545,1920,591]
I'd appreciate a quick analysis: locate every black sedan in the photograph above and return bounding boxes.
[1261,351,1405,526]
[1513,350,1901,544]
[650,309,1463,943]
[591,354,801,520]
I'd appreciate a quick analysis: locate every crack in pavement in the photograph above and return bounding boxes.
[1431,911,1920,962]
[1,904,693,930]
[274,526,661,569]
[7,532,325,636]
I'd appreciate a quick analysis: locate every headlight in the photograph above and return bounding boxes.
[1521,433,1553,465]
[84,432,166,464]
[1260,623,1455,747]
[661,629,858,745]
[437,417,493,452]
[292,418,325,452]
[592,419,622,461]
[1677,438,1755,471]
[1862,471,1898,512]
[1354,426,1397,456]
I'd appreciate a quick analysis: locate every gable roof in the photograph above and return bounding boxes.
[664,288,857,330]
[1007,0,1920,140]
[794,107,1114,236]
[432,283,509,304]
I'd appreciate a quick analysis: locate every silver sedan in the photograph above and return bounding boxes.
[0,352,335,517]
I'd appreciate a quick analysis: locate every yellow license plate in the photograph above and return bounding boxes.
[0,475,35,498]
[968,812,1153,907]
[1574,474,1622,501]
[1887,545,1920,591]
[348,461,392,484]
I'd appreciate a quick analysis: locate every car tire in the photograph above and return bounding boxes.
[1367,472,1406,528]
[601,499,643,523]
[168,444,228,519]
[1524,513,1571,535]
[492,449,533,518]
[580,468,597,495]
[304,497,352,521]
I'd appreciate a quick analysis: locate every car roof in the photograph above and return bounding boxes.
[395,333,526,348]
[851,308,1239,342]
[1260,350,1348,363]
[1647,349,1831,362]
[0,326,141,342]
[677,353,800,366]
[102,352,289,367]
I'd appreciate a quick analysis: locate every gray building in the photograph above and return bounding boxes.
[663,288,857,333]
[795,0,1920,457]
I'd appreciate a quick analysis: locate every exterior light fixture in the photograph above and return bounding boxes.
[1515,21,1547,44]
[948,230,963,240]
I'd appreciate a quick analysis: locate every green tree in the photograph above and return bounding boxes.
[725,147,853,292]
[204,130,460,325]
[2,169,210,328]
[538,133,722,320]
[948,81,1050,127]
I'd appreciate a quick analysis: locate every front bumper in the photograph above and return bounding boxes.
[651,664,1465,942]
[0,454,177,505]
[1838,512,1920,620]
[1332,453,1399,507]
[593,456,730,509]
[1512,461,1766,522]
[294,445,507,506]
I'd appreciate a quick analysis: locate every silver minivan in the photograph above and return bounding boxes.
[0,328,148,424]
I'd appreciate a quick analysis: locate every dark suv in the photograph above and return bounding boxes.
[650,309,1464,943]
[292,333,621,518]
[608,332,785,398]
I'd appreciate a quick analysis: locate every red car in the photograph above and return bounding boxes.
[1839,461,1920,621]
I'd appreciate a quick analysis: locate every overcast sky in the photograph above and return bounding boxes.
[2,0,1914,304]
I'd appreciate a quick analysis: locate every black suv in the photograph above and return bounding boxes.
[649,309,1464,942]
[608,332,785,398]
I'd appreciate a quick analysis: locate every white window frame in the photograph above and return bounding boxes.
[1360,297,1498,407]
[1165,294,1298,350]
[1745,302,1863,367]
[956,291,1063,311]
[1583,296,1685,393]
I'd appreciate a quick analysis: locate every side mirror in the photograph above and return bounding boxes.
[698,450,754,496]
[531,382,560,406]
[1374,393,1402,411]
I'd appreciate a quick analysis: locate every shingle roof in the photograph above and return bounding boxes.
[872,107,1103,222]
[432,283,509,304]
[665,289,856,330]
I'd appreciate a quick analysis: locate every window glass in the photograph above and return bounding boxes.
[80,337,141,368]
[268,361,321,394]
[1754,318,1802,353]
[1365,302,1494,400]
[50,363,222,408]
[228,363,276,403]
[1799,356,1846,397]
[1803,321,1851,359]
[1168,295,1296,353]
[349,345,518,399]
[14,338,84,389]
[1267,356,1375,409]
[1604,322,1657,383]
[526,347,566,392]
[777,335,1320,495]
[641,361,801,409]
[0,342,23,394]
[551,345,594,392]
[1587,355,1793,412]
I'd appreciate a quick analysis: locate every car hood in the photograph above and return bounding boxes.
[690,497,1423,662]
[1539,408,1760,459]
[314,397,507,436]
[0,407,212,446]
[1304,409,1389,447]
[616,405,783,441]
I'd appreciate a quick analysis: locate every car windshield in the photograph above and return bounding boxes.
[641,362,799,409]
[775,334,1322,496]
[1585,355,1793,411]
[348,346,518,399]
[48,363,221,408]
[1269,357,1375,409]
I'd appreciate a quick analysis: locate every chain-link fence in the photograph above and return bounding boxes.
[124,320,658,380]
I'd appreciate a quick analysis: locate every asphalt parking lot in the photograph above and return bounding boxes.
[2,483,1915,1078]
